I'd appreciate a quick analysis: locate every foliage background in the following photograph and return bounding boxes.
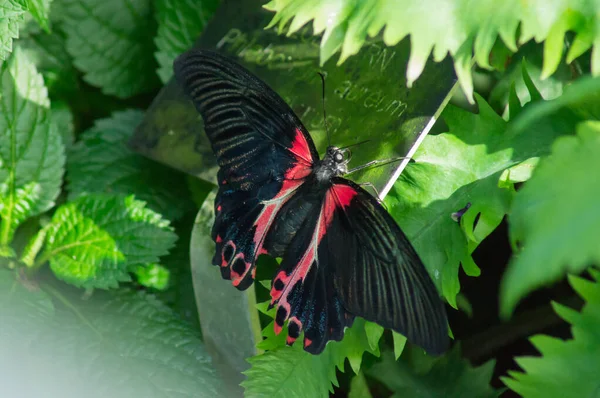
[1,0,599,397]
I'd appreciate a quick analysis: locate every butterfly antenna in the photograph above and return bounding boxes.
[318,72,331,147]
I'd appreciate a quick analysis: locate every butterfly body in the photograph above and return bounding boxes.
[174,50,449,356]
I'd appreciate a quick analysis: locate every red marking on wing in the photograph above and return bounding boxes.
[288,128,314,165]
[217,204,222,212]
[274,322,282,335]
[304,338,313,348]
[286,336,296,345]
[269,184,358,337]
[251,153,311,262]
[331,184,358,209]
[216,235,222,243]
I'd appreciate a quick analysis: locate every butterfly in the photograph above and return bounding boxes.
[174,50,449,355]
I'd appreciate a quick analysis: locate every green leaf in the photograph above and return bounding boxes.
[502,273,600,397]
[41,194,177,289]
[368,347,499,398]
[50,101,74,148]
[392,331,407,360]
[0,48,65,250]
[20,0,51,31]
[244,317,383,396]
[154,0,219,83]
[58,0,158,98]
[67,110,193,221]
[18,26,80,97]
[386,68,576,307]
[0,0,26,60]
[0,269,224,397]
[134,263,169,290]
[155,215,200,327]
[349,371,373,398]
[264,0,600,103]
[501,121,600,316]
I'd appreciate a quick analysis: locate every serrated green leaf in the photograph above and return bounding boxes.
[0,269,224,397]
[41,194,177,289]
[245,316,382,395]
[501,121,600,316]
[386,67,577,307]
[0,0,26,60]
[58,0,158,98]
[67,110,193,221]
[368,347,499,398]
[0,48,65,251]
[502,274,600,397]
[20,0,51,31]
[264,0,600,103]
[154,0,219,83]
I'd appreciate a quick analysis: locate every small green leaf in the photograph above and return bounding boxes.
[502,273,600,397]
[368,347,499,398]
[42,194,177,289]
[501,121,600,316]
[386,66,577,307]
[0,0,26,60]
[67,110,193,221]
[0,48,65,250]
[0,269,224,397]
[392,331,407,360]
[498,157,540,189]
[134,263,170,290]
[154,0,219,83]
[58,0,158,98]
[349,371,373,398]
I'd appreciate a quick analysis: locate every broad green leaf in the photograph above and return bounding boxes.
[0,269,224,397]
[0,48,64,252]
[58,0,158,98]
[20,0,51,31]
[264,0,600,103]
[348,372,373,398]
[368,347,499,398]
[244,317,383,396]
[386,68,576,307]
[67,110,193,221]
[501,121,600,316]
[0,0,26,60]
[41,194,177,289]
[154,0,219,83]
[502,272,600,397]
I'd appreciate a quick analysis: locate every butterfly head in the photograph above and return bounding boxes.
[316,146,351,182]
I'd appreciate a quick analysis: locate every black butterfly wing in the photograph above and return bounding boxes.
[269,178,448,355]
[174,50,319,290]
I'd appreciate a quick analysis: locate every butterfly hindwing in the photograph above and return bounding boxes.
[326,178,449,355]
[268,178,448,355]
[174,50,319,289]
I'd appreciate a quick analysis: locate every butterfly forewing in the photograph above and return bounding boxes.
[174,50,319,289]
